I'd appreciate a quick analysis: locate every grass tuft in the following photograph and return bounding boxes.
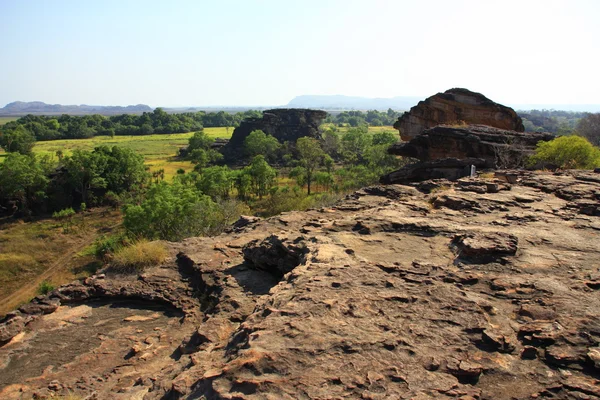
[111,240,167,272]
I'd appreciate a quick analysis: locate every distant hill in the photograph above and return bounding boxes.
[0,101,152,116]
[287,95,422,110]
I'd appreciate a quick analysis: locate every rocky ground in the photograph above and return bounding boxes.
[1,170,599,399]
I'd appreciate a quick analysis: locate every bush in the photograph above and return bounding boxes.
[529,135,600,169]
[111,240,167,272]
[52,207,76,232]
[37,280,55,295]
[92,234,128,260]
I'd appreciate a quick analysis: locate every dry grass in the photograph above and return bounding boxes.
[0,209,121,316]
[111,240,167,272]
[478,171,496,180]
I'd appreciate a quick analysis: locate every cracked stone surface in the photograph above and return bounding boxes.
[1,170,600,399]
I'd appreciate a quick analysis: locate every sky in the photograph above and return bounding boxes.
[1,0,599,108]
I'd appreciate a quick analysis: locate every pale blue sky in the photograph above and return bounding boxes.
[1,0,599,107]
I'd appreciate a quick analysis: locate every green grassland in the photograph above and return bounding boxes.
[31,127,233,179]
[0,117,18,125]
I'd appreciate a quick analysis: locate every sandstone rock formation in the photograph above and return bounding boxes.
[2,170,600,399]
[394,88,524,141]
[389,125,554,168]
[222,108,327,160]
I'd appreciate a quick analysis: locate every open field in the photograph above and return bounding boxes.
[0,208,122,316]
[26,127,234,179]
[1,125,396,179]
[0,117,18,125]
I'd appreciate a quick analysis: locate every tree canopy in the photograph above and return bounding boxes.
[529,135,600,169]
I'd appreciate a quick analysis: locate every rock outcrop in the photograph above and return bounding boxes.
[388,124,555,168]
[2,170,600,399]
[222,108,327,160]
[383,90,552,185]
[394,88,525,141]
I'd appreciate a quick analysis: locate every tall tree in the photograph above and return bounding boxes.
[246,155,277,199]
[296,137,325,195]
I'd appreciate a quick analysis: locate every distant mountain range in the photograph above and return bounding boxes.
[2,98,599,116]
[0,101,152,116]
[287,95,422,110]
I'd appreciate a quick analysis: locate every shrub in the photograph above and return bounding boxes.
[529,135,600,169]
[111,240,167,272]
[52,207,76,232]
[92,234,128,260]
[37,280,55,295]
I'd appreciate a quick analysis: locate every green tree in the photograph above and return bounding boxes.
[0,125,36,154]
[314,171,334,192]
[234,171,252,201]
[246,155,277,199]
[529,135,600,169]
[94,146,147,194]
[340,127,371,164]
[63,150,108,205]
[322,129,341,159]
[296,137,326,195]
[186,131,222,169]
[0,153,49,214]
[187,130,213,152]
[196,166,235,200]
[243,130,281,161]
[123,180,220,241]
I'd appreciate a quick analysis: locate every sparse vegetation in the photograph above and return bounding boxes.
[0,207,121,316]
[110,240,167,272]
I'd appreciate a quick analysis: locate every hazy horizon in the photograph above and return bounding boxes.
[2,0,599,109]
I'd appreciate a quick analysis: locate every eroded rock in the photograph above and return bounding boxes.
[394,88,524,141]
[1,171,600,400]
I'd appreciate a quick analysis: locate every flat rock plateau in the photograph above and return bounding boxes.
[1,170,600,400]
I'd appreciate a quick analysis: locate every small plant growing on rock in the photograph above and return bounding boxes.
[37,280,55,295]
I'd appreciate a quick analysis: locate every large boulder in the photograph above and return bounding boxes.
[222,108,327,160]
[394,88,524,141]
[389,124,555,168]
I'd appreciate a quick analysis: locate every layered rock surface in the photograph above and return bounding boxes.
[222,108,327,160]
[381,124,556,184]
[394,88,525,141]
[2,171,600,399]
